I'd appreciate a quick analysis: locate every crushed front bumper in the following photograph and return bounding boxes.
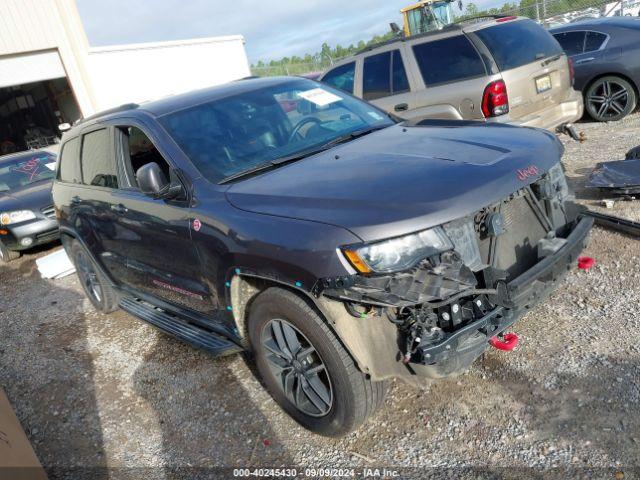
[409,215,593,378]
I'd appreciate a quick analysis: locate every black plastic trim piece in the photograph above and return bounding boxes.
[120,297,243,356]
[584,210,640,238]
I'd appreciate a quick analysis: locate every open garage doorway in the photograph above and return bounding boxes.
[0,77,81,155]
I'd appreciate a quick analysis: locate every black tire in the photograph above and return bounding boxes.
[247,287,386,437]
[585,76,637,122]
[69,240,119,313]
[0,240,20,263]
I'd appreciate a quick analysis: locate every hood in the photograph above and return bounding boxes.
[225,123,563,242]
[0,180,54,213]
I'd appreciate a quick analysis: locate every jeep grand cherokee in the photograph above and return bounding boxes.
[52,77,592,436]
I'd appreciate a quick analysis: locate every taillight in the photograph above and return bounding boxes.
[568,57,575,86]
[482,80,509,118]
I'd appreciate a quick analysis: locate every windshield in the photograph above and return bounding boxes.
[159,79,395,183]
[0,152,57,193]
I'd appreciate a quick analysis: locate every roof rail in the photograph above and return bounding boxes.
[355,24,462,54]
[454,14,517,26]
[76,103,139,125]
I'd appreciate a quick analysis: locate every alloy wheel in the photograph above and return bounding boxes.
[261,318,333,417]
[76,252,103,303]
[587,79,630,120]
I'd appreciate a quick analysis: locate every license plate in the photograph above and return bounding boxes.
[535,75,552,94]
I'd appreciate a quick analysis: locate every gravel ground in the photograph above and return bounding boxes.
[1,114,639,480]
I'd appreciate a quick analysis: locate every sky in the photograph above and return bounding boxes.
[76,0,500,64]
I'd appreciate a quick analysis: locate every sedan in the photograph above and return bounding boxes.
[0,149,59,262]
[551,17,640,121]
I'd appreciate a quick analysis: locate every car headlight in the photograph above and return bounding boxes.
[0,210,36,226]
[342,227,453,274]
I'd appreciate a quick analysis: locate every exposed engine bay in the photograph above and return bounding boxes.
[316,164,592,377]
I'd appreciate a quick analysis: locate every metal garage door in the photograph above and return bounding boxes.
[0,50,65,89]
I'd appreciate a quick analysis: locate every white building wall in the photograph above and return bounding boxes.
[0,0,251,117]
[0,0,98,115]
[87,36,251,111]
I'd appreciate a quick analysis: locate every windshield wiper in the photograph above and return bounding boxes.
[541,53,562,66]
[316,126,388,151]
[219,146,330,184]
[218,126,388,185]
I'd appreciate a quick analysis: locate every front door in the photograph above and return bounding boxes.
[103,123,214,315]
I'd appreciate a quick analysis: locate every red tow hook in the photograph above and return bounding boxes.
[489,332,519,351]
[578,256,595,271]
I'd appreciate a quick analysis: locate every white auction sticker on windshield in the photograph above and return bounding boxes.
[298,88,341,106]
[367,111,384,121]
[45,162,57,171]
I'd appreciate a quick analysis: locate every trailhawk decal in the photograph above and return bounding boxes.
[152,279,204,300]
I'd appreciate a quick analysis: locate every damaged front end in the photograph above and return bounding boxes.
[316,164,593,380]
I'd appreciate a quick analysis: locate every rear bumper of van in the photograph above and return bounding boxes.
[490,88,584,131]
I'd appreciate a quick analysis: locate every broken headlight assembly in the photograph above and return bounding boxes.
[342,227,453,274]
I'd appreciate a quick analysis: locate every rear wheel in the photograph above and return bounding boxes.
[248,287,386,437]
[70,241,119,313]
[585,76,636,122]
[0,240,20,263]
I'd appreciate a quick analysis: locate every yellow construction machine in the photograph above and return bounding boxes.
[400,0,461,36]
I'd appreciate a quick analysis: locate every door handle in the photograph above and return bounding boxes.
[574,57,595,65]
[394,103,409,112]
[110,204,128,214]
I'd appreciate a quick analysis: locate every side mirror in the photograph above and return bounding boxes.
[136,162,183,199]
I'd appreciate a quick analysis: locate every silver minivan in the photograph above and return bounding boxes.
[320,17,584,131]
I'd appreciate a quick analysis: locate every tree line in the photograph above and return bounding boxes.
[251,0,606,75]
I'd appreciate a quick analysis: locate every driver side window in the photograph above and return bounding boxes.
[119,126,171,189]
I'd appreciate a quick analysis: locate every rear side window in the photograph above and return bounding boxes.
[474,19,563,71]
[585,31,607,52]
[392,50,410,95]
[553,31,586,56]
[412,35,486,85]
[322,62,355,94]
[363,50,410,100]
[81,129,118,189]
[58,137,81,183]
[363,52,391,100]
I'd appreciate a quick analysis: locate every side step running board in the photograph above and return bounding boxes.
[120,297,243,356]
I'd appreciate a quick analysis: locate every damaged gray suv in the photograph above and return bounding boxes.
[53,77,593,437]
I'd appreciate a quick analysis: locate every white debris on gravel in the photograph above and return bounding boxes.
[0,114,638,478]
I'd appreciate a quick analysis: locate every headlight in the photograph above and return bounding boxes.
[0,210,36,226]
[343,227,453,274]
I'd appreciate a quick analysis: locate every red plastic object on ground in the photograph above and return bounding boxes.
[578,256,596,271]
[489,333,519,351]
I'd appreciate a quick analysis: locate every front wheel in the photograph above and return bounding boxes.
[585,76,637,122]
[248,287,386,437]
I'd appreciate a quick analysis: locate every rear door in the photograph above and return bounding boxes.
[358,47,415,118]
[471,19,570,120]
[403,32,491,120]
[553,30,608,89]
